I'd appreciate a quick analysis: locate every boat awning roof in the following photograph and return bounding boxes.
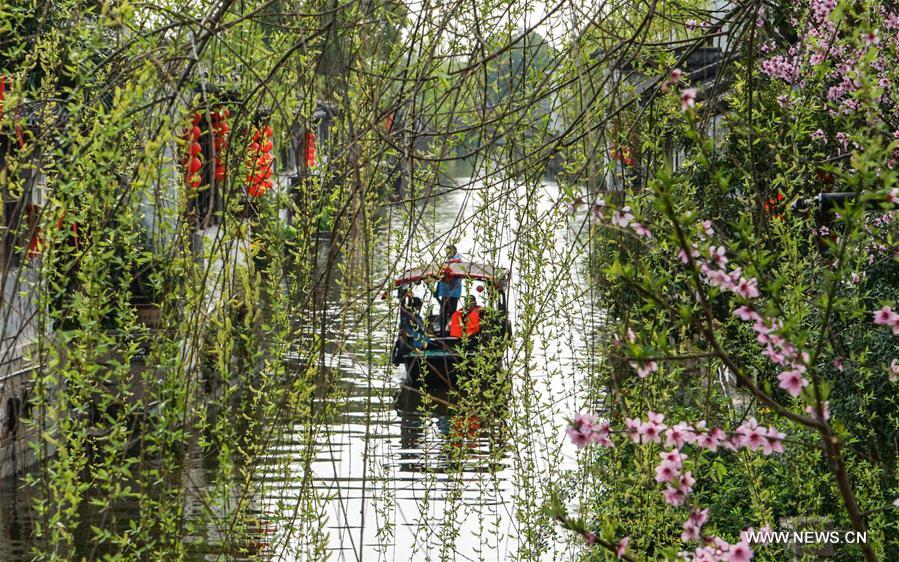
[394,261,509,286]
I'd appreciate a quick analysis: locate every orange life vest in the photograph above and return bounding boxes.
[466,307,480,335]
[449,311,463,337]
[449,307,480,338]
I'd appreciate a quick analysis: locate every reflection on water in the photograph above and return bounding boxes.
[394,384,509,475]
[0,175,600,561]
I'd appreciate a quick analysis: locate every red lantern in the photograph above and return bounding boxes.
[609,144,634,166]
[304,131,315,168]
[184,113,204,188]
[246,124,274,197]
[211,107,229,184]
[763,192,785,218]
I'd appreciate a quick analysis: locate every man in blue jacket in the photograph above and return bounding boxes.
[436,244,463,334]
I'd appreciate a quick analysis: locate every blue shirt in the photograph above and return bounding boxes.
[437,253,463,298]
[436,276,461,298]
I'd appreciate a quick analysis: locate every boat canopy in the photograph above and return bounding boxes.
[393,261,509,287]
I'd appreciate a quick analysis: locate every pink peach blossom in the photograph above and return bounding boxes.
[566,427,590,448]
[728,541,753,562]
[655,460,680,483]
[681,88,697,111]
[612,206,635,228]
[615,536,630,558]
[665,422,691,449]
[873,305,897,325]
[734,277,760,299]
[625,417,641,443]
[660,448,686,466]
[777,369,808,397]
[805,401,831,421]
[663,486,686,506]
[630,360,659,378]
[632,222,652,238]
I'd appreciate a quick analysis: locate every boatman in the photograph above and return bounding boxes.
[449,295,481,339]
[445,244,463,263]
[435,244,463,334]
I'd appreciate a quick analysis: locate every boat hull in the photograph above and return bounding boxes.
[403,354,463,387]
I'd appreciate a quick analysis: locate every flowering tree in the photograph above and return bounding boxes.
[556,1,898,561]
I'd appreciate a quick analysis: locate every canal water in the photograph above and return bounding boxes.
[0,175,604,561]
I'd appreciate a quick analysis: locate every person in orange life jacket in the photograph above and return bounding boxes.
[449,295,481,338]
[436,244,463,333]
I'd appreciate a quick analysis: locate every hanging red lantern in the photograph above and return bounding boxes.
[763,191,785,218]
[211,107,229,183]
[304,130,315,168]
[609,144,634,166]
[27,227,42,259]
[184,113,204,188]
[246,124,274,197]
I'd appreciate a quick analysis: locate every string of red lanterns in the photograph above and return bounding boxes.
[184,113,203,188]
[304,130,315,169]
[247,124,274,197]
[211,107,229,182]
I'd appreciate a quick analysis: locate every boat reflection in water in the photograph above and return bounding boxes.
[393,382,509,476]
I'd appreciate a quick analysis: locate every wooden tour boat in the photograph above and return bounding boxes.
[390,261,511,388]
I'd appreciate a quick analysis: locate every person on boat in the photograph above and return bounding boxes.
[448,295,481,338]
[435,245,463,334]
[405,297,428,349]
[398,295,416,332]
[445,244,463,263]
[401,297,428,350]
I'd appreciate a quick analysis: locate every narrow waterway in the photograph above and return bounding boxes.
[259,175,605,561]
[0,175,605,562]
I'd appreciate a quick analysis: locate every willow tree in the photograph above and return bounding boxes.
[2,0,897,561]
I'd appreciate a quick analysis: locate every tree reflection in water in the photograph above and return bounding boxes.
[394,383,509,475]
